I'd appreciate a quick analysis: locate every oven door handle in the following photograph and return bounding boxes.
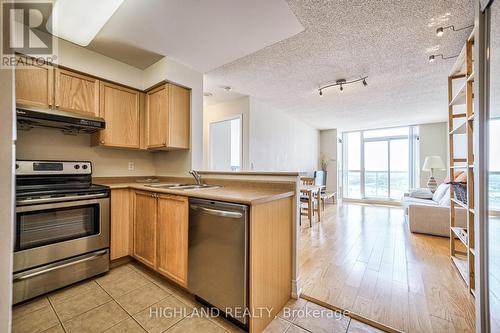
[13,250,108,282]
[16,193,108,206]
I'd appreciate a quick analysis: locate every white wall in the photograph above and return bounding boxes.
[56,39,143,89]
[203,97,250,170]
[319,129,338,192]
[16,128,156,177]
[249,98,319,172]
[419,122,448,186]
[0,68,14,333]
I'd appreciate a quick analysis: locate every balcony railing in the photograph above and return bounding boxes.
[345,170,500,207]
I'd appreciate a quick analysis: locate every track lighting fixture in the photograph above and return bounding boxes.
[428,53,459,63]
[436,24,474,37]
[318,76,367,96]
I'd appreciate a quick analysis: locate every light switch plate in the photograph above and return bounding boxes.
[128,162,135,171]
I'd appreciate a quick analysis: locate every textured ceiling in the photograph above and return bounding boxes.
[204,0,475,130]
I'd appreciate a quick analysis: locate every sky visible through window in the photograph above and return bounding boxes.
[345,126,412,200]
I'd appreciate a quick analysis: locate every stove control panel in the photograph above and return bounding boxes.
[16,161,92,175]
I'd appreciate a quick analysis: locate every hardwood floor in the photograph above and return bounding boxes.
[299,203,475,333]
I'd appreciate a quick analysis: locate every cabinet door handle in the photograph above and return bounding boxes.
[100,140,104,144]
[55,104,59,108]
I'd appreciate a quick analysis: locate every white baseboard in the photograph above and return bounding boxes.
[291,277,301,299]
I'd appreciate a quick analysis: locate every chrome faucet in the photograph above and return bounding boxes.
[189,170,203,185]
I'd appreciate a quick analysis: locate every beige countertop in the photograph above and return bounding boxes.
[96,182,295,205]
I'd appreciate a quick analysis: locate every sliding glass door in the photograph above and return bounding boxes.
[343,126,416,201]
[364,140,389,198]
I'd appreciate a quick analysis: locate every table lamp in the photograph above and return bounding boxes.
[422,156,445,192]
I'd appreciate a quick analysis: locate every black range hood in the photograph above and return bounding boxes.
[16,106,105,134]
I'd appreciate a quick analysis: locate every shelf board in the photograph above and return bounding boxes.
[468,26,476,42]
[450,165,468,169]
[453,158,467,163]
[449,121,467,135]
[467,71,475,82]
[451,226,468,247]
[450,44,467,77]
[451,197,468,210]
[468,114,475,121]
[449,82,467,106]
[451,254,469,286]
[452,112,467,118]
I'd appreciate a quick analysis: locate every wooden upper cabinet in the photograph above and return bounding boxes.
[146,83,190,150]
[54,68,99,116]
[133,191,157,268]
[15,58,54,108]
[94,81,141,148]
[146,85,168,148]
[167,84,190,149]
[156,194,189,287]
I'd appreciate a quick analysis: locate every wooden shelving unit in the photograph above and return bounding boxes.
[448,30,475,296]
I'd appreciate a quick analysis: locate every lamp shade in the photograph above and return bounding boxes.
[422,156,445,171]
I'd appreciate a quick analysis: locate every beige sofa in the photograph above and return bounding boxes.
[402,184,467,237]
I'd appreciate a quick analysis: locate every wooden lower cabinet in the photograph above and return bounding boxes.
[133,191,157,268]
[130,190,189,287]
[156,194,189,287]
[110,189,133,260]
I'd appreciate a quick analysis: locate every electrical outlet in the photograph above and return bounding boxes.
[128,162,135,171]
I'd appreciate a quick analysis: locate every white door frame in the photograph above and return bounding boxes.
[208,114,243,171]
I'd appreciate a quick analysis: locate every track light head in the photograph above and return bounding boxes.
[362,78,368,87]
[319,89,323,96]
[436,27,444,37]
[340,85,344,92]
[428,55,436,62]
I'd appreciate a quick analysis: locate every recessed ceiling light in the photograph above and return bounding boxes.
[222,86,232,92]
[47,0,124,46]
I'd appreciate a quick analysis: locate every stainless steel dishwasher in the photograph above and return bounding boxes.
[188,198,249,327]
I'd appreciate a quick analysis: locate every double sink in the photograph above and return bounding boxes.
[145,183,220,190]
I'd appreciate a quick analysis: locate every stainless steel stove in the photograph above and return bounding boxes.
[13,160,110,304]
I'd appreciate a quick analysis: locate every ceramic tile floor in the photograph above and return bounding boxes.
[12,262,383,333]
